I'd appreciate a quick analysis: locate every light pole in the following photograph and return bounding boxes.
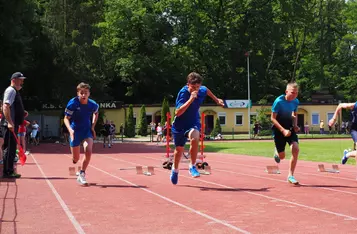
[245,51,251,138]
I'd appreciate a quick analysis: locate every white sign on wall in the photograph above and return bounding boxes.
[224,100,251,108]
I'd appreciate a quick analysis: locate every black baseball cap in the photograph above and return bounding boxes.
[11,72,26,80]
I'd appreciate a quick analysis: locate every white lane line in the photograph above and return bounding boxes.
[64,154,250,233]
[102,154,357,221]
[31,154,86,234]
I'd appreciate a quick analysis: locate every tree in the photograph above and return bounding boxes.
[172,108,176,124]
[95,0,182,104]
[40,0,108,101]
[161,97,170,126]
[125,104,136,137]
[255,99,272,136]
[1,0,355,108]
[211,118,222,137]
[138,105,148,136]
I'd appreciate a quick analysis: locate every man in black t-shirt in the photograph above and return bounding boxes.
[1,72,27,178]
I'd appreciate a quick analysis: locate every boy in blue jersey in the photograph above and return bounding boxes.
[170,72,224,185]
[329,102,357,168]
[271,82,300,185]
[64,82,99,186]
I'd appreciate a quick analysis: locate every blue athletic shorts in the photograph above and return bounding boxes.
[172,126,200,147]
[70,129,93,147]
[18,132,25,137]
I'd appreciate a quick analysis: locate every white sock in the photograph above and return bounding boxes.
[172,168,179,173]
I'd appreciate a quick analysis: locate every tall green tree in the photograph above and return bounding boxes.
[171,108,176,124]
[138,105,148,136]
[160,97,170,126]
[95,0,181,103]
[40,0,107,101]
[255,99,272,135]
[211,118,222,137]
[125,104,136,137]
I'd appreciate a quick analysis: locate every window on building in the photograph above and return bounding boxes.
[312,113,319,125]
[235,113,243,125]
[327,113,334,122]
[218,112,226,126]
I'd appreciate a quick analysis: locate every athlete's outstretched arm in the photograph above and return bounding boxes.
[207,88,224,107]
[329,103,355,126]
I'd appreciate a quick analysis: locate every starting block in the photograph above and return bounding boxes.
[318,164,339,173]
[162,161,173,170]
[136,166,155,176]
[265,166,281,174]
[69,166,81,176]
[196,161,211,175]
[199,165,211,175]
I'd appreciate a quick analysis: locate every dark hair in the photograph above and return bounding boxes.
[187,72,203,84]
[77,82,91,91]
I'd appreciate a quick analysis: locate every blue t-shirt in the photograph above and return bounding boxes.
[271,95,299,130]
[64,97,99,131]
[172,85,207,131]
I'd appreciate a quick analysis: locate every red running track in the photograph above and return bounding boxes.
[1,142,357,234]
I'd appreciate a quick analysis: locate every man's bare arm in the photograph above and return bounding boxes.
[3,103,14,127]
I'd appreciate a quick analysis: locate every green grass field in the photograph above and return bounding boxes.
[220,133,350,140]
[196,139,356,165]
